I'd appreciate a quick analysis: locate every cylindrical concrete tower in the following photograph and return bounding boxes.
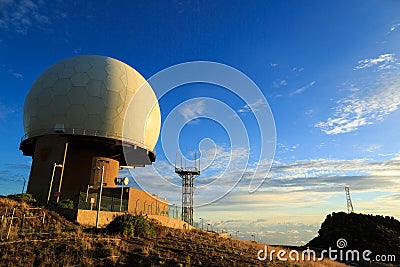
[20,55,161,203]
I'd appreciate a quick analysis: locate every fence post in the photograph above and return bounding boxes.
[20,213,25,232]
[6,208,15,240]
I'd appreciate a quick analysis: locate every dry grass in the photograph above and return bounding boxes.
[0,197,350,267]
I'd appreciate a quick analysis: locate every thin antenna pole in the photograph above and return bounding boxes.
[194,152,197,170]
[22,178,26,194]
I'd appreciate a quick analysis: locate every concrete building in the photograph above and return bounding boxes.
[78,186,168,216]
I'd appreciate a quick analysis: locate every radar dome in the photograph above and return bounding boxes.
[23,55,160,151]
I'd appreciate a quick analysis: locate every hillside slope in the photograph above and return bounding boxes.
[1,197,346,266]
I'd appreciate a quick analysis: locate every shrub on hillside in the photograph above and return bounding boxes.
[7,193,36,204]
[57,199,74,209]
[106,214,156,238]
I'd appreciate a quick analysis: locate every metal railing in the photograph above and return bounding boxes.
[174,167,200,173]
[20,128,150,150]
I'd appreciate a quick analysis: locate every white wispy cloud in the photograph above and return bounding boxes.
[276,143,299,154]
[237,98,268,114]
[12,72,23,79]
[0,0,50,34]
[272,79,287,88]
[317,53,400,135]
[178,99,205,121]
[289,81,315,96]
[0,102,15,119]
[353,53,397,71]
[358,144,382,153]
[388,23,400,34]
[316,72,400,135]
[304,109,314,117]
[267,156,400,183]
[292,67,304,72]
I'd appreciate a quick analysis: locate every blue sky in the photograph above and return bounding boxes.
[1,0,400,245]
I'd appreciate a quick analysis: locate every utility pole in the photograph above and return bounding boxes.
[94,159,109,228]
[56,142,68,203]
[48,163,63,204]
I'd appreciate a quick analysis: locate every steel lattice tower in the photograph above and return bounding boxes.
[345,185,354,213]
[175,153,200,225]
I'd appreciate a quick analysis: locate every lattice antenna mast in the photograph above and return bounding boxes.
[345,185,354,213]
[175,152,200,225]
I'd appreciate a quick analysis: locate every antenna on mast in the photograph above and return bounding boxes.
[175,151,200,225]
[345,185,354,213]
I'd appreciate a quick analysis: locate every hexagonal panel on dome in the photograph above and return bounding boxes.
[37,90,54,107]
[110,120,123,135]
[50,95,71,114]
[53,78,73,96]
[116,102,125,115]
[74,61,92,73]
[105,63,125,77]
[27,97,39,117]
[126,70,145,93]
[103,73,126,92]
[120,73,128,87]
[102,90,124,108]
[84,114,104,132]
[66,105,88,127]
[59,65,75,79]
[87,67,108,81]
[84,96,106,115]
[41,71,59,88]
[70,72,90,86]
[102,105,121,121]
[29,81,43,94]
[36,108,54,128]
[67,86,89,105]
[86,80,105,97]
[88,55,107,67]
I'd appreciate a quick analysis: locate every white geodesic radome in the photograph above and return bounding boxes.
[23,55,161,151]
